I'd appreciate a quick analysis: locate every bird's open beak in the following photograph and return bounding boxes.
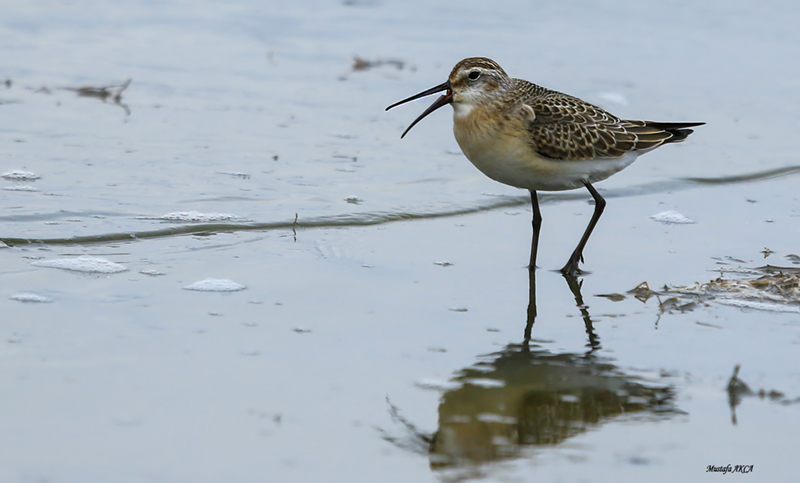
[385,81,453,138]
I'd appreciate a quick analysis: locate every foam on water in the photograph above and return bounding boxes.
[716,299,800,313]
[9,293,53,303]
[140,269,165,276]
[1,170,40,181]
[183,278,246,292]
[3,185,39,192]
[157,211,244,222]
[650,210,695,224]
[673,269,800,313]
[31,256,128,273]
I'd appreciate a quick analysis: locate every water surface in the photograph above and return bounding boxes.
[1,1,799,482]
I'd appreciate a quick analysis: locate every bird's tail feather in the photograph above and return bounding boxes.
[646,121,705,144]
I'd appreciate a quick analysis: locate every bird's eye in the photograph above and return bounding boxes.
[468,71,480,80]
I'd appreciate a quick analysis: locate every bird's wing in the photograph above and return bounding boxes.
[515,84,673,161]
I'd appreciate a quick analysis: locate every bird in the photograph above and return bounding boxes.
[386,57,703,276]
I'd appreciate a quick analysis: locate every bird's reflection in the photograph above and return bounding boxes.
[381,269,680,472]
[524,270,600,352]
[427,345,677,468]
[428,269,675,468]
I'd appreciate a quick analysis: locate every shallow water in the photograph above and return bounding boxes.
[1,1,799,482]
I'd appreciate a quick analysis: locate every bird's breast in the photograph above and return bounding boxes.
[452,107,554,190]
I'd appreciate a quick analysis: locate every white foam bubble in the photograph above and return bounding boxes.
[183,278,246,292]
[3,185,39,192]
[31,256,128,273]
[650,210,695,224]
[157,211,244,222]
[717,299,800,313]
[9,293,53,303]
[140,269,165,276]
[414,379,461,391]
[1,170,40,181]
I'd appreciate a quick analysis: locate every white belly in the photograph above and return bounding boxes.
[453,121,640,192]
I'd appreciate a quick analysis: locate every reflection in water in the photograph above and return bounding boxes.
[525,271,601,352]
[430,270,676,470]
[726,364,800,426]
[382,270,680,475]
[727,364,752,425]
[429,343,677,469]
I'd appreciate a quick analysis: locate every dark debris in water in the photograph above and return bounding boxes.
[595,292,626,302]
[785,254,800,264]
[376,397,434,456]
[216,171,251,179]
[62,78,132,115]
[626,281,661,303]
[597,266,800,315]
[657,296,700,314]
[352,56,406,72]
[64,78,130,101]
[712,255,747,264]
[691,265,800,302]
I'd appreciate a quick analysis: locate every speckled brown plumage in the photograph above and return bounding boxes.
[509,78,699,161]
[526,84,699,160]
[446,57,701,162]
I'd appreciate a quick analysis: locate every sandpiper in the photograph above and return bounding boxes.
[386,57,703,275]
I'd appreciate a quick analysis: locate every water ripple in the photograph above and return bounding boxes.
[2,165,799,247]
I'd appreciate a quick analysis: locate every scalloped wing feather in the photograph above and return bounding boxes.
[512,80,678,161]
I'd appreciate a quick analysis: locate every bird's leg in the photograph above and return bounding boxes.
[528,190,542,271]
[561,182,606,276]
